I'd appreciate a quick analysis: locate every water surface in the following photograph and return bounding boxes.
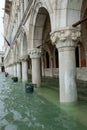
[0,73,87,130]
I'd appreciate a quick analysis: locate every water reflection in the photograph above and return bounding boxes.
[0,73,87,130]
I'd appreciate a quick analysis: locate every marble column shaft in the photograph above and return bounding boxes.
[17,62,21,79]
[29,48,42,87]
[14,64,17,77]
[51,27,81,103]
[22,60,28,82]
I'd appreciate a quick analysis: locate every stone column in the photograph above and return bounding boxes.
[17,62,21,79]
[22,60,28,82]
[9,66,11,75]
[7,66,9,74]
[51,27,80,103]
[29,48,42,87]
[11,65,14,76]
[14,64,17,77]
[11,65,13,76]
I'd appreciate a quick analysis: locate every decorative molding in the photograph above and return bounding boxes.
[29,48,42,59]
[50,27,81,48]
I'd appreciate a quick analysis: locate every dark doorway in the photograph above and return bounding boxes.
[55,48,59,68]
[75,46,79,67]
[46,52,50,68]
[1,66,5,72]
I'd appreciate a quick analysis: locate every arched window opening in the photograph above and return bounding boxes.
[75,46,79,67]
[46,52,50,68]
[1,66,5,72]
[80,43,86,67]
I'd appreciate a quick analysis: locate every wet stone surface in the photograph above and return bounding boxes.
[0,73,87,130]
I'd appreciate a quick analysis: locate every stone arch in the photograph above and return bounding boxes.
[33,8,51,48]
[67,0,83,25]
[57,0,83,27]
[29,1,52,48]
[29,1,56,79]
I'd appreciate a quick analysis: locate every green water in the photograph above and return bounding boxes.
[0,73,87,130]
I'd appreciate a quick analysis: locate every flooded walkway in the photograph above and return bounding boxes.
[0,73,87,130]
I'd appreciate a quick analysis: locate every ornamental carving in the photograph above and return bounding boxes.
[29,48,42,59]
[71,30,81,41]
[50,27,81,48]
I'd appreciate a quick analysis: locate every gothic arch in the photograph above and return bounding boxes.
[57,0,83,27]
[67,0,82,26]
[33,7,51,48]
[29,1,52,48]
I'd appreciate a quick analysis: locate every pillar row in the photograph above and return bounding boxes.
[29,48,42,87]
[51,27,81,103]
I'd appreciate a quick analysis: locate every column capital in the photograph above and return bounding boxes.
[19,55,29,61]
[50,27,81,49]
[29,48,42,59]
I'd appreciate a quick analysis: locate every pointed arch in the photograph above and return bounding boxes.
[28,1,52,48]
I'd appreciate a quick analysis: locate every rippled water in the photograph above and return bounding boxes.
[0,73,87,130]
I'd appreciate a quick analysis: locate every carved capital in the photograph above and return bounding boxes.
[19,55,28,61]
[50,27,81,48]
[29,48,42,59]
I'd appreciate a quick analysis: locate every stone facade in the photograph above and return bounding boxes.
[3,0,87,102]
